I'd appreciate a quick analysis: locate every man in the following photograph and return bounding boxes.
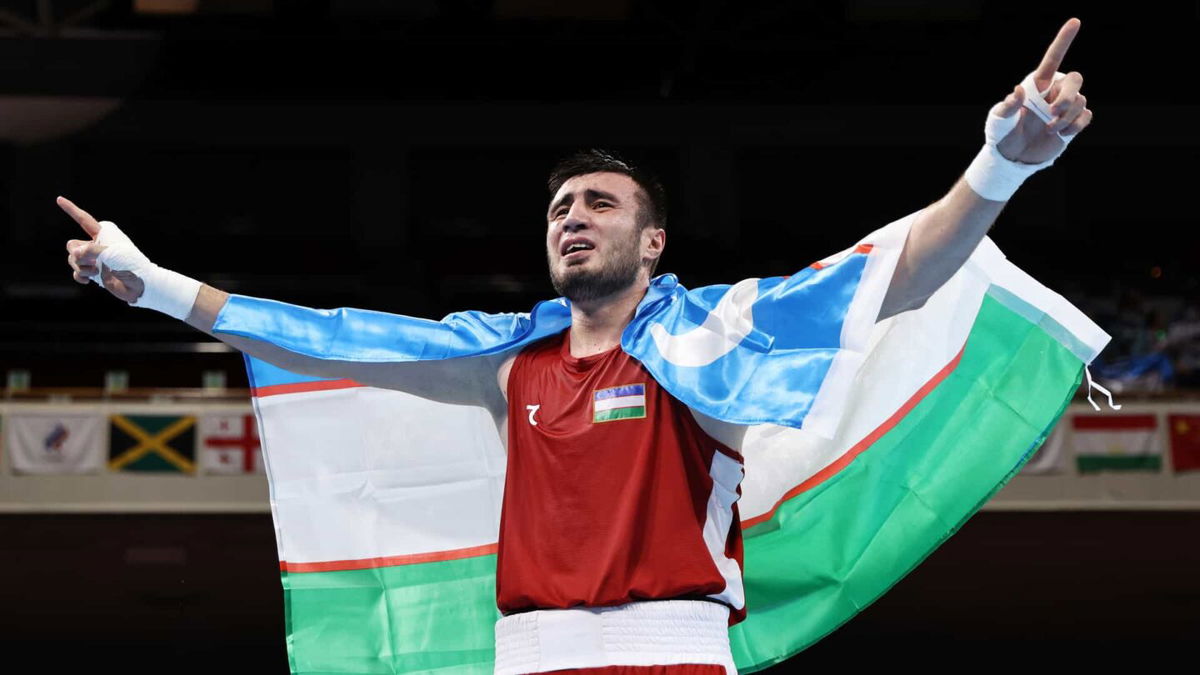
[62,18,1092,675]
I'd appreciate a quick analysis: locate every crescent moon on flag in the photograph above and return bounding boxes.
[649,278,759,367]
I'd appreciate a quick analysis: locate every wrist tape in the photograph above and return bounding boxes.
[964,70,1078,202]
[89,221,202,321]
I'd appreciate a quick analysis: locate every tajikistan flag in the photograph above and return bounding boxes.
[1072,414,1162,473]
[216,206,1111,674]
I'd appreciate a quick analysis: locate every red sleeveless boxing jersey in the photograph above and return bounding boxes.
[497,327,747,626]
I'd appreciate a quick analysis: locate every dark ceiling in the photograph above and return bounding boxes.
[1,1,1190,105]
[1,0,1194,387]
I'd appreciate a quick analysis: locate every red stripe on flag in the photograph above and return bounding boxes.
[280,542,498,573]
[808,244,874,271]
[742,340,966,530]
[1071,415,1157,430]
[251,379,363,398]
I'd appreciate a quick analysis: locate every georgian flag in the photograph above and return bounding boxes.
[213,206,1111,674]
[198,412,264,474]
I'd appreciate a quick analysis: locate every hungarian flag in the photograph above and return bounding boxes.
[1167,414,1200,473]
[214,207,1111,674]
[5,412,105,474]
[1071,414,1161,473]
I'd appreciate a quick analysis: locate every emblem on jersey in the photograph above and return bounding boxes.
[592,383,646,423]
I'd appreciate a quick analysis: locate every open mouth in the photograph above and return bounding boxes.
[563,248,593,262]
[560,237,596,258]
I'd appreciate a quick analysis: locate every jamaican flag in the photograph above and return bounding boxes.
[109,414,196,473]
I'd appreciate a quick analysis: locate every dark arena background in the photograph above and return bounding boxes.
[2,1,1197,672]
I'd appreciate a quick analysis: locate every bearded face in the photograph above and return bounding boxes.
[548,221,644,303]
[544,171,664,304]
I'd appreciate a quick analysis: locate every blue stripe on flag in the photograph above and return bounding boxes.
[245,355,337,389]
[595,384,645,400]
[623,252,870,429]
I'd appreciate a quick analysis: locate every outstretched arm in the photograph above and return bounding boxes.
[61,197,508,413]
[877,18,1092,322]
[186,284,509,411]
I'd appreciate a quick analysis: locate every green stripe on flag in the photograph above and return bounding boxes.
[729,291,1084,673]
[594,406,646,423]
[275,291,1091,674]
[1077,456,1161,472]
[282,554,499,674]
[985,284,1096,362]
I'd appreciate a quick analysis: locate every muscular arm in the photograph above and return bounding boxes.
[877,20,1091,323]
[188,284,509,413]
[876,177,1005,322]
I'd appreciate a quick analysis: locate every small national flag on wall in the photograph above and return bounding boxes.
[109,414,196,473]
[198,413,263,474]
[5,413,105,474]
[1072,414,1161,473]
[1167,414,1200,473]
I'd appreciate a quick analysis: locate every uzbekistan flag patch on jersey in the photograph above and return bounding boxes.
[593,384,646,423]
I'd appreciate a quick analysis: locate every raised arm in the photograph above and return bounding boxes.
[877,18,1092,322]
[61,196,508,413]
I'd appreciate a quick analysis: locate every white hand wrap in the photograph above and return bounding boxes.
[87,220,202,321]
[964,70,1078,202]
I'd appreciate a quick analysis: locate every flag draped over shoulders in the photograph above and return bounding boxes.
[214,206,1110,674]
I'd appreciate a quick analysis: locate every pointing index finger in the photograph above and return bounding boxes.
[1034,18,1080,85]
[56,196,102,239]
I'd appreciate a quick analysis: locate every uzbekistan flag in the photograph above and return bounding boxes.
[593,384,647,423]
[215,206,1111,674]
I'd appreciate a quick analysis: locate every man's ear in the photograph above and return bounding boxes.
[644,227,666,260]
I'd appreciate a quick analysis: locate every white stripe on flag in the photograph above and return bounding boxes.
[594,394,646,412]
[1073,430,1160,457]
[255,386,507,563]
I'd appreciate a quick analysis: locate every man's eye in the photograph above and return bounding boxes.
[594,201,612,209]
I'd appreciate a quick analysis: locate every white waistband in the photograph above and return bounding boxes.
[493,600,736,675]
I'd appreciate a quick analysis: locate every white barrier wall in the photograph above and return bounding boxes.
[0,401,268,512]
[990,401,1200,510]
[1,400,1198,512]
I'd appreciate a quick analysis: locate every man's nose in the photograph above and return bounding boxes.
[561,203,590,231]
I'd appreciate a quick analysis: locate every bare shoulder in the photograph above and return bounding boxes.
[497,351,518,402]
[687,405,748,454]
